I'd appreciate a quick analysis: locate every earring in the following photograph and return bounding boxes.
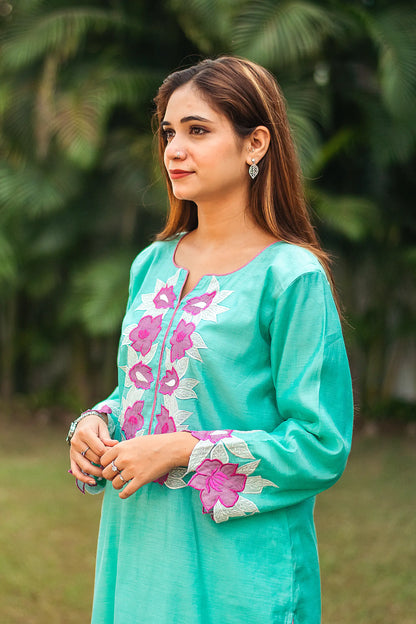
[249,158,259,179]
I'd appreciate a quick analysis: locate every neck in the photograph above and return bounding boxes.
[194,193,258,247]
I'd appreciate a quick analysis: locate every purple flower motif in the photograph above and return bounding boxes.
[191,430,233,444]
[154,406,177,435]
[170,319,195,362]
[183,291,216,316]
[122,401,144,439]
[159,368,179,396]
[153,285,176,310]
[129,362,154,390]
[129,315,162,356]
[189,459,247,512]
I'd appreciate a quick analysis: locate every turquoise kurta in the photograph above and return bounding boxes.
[87,237,353,624]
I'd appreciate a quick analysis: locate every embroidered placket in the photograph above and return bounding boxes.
[146,271,189,435]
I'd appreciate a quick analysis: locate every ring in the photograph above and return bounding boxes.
[111,460,120,473]
[119,473,126,483]
[81,446,90,457]
[176,151,180,158]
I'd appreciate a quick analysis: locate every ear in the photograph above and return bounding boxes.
[245,126,270,165]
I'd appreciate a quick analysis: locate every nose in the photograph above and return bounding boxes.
[164,138,186,162]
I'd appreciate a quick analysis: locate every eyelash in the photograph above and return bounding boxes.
[161,126,208,143]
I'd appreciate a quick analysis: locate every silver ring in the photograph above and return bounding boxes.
[119,473,126,483]
[111,460,120,473]
[176,151,180,158]
[81,446,90,457]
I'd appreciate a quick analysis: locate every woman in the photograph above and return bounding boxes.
[68,56,353,624]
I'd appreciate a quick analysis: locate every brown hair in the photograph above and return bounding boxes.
[153,56,340,311]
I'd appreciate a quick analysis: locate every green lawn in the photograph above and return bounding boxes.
[1,421,415,623]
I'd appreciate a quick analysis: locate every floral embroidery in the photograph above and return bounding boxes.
[191,430,233,444]
[137,271,181,318]
[154,406,177,434]
[189,459,247,512]
[181,276,233,324]
[159,368,180,396]
[98,404,113,414]
[170,319,195,362]
[183,292,216,316]
[129,315,162,356]
[122,401,144,439]
[129,362,154,390]
[153,285,176,310]
[155,473,169,485]
[187,431,278,523]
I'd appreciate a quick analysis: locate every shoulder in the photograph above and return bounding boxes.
[130,237,180,276]
[263,243,342,336]
[265,242,326,294]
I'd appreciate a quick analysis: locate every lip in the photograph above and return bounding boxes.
[169,170,194,180]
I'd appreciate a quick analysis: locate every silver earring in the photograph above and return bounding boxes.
[249,158,259,179]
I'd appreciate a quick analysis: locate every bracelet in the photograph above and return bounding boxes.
[66,410,108,446]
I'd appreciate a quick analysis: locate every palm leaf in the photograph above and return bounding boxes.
[0,7,141,70]
[52,66,161,168]
[65,253,133,336]
[311,190,380,242]
[169,0,238,53]
[366,7,416,118]
[0,159,82,216]
[233,0,341,67]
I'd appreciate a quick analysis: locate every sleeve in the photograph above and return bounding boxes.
[185,271,354,523]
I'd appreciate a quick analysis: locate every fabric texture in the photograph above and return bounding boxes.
[88,237,353,624]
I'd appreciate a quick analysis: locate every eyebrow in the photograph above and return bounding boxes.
[161,115,213,127]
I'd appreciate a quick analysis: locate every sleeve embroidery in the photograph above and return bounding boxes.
[187,430,279,523]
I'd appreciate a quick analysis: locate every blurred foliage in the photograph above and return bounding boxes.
[0,0,415,419]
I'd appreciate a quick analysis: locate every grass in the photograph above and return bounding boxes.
[1,421,415,623]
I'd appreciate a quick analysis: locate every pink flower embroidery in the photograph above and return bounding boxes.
[153,285,176,310]
[191,430,233,444]
[129,315,162,356]
[99,404,113,414]
[122,401,144,439]
[129,362,154,390]
[170,319,195,362]
[183,292,216,316]
[159,368,179,396]
[154,406,176,434]
[189,459,247,512]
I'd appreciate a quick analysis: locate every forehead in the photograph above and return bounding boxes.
[163,83,223,122]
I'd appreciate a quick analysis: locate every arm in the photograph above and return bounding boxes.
[186,271,354,522]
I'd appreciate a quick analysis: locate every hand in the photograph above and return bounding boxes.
[101,432,197,499]
[69,415,118,486]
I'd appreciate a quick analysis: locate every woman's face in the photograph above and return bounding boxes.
[162,83,250,206]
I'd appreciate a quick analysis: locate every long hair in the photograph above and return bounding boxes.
[153,56,340,311]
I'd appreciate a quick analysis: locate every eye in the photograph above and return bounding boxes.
[190,126,208,136]
[161,128,175,143]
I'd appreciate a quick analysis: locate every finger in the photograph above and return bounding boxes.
[102,457,123,481]
[69,458,97,487]
[97,421,116,447]
[71,433,105,461]
[70,450,103,478]
[101,446,119,468]
[119,477,141,499]
[112,471,131,491]
[80,446,101,465]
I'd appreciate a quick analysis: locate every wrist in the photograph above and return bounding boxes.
[172,431,198,467]
[66,410,108,445]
